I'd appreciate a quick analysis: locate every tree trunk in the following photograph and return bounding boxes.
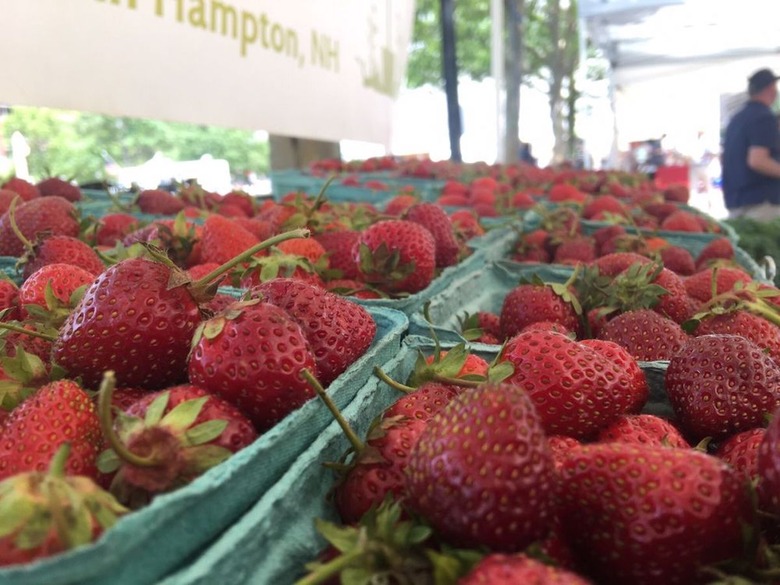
[504,0,524,163]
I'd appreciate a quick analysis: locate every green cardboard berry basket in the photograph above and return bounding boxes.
[156,335,672,585]
[0,306,408,585]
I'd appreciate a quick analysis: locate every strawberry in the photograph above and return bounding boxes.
[325,279,384,299]
[449,209,485,242]
[660,210,704,232]
[509,191,536,209]
[0,278,19,320]
[250,279,376,385]
[336,381,460,524]
[18,262,96,322]
[199,214,262,266]
[315,230,362,280]
[403,202,460,268]
[591,225,627,254]
[36,177,82,202]
[693,310,780,364]
[590,251,650,277]
[52,256,202,390]
[353,219,436,294]
[0,445,127,567]
[136,189,186,215]
[404,382,556,551]
[596,413,690,448]
[459,554,591,584]
[666,335,780,440]
[187,300,317,431]
[520,320,574,336]
[0,190,20,216]
[459,311,502,343]
[597,309,687,361]
[499,331,648,439]
[20,234,105,280]
[548,435,582,469]
[0,196,79,257]
[1,177,39,201]
[553,236,597,265]
[557,443,753,585]
[383,193,419,216]
[716,427,765,483]
[216,202,249,218]
[695,237,735,271]
[98,380,257,507]
[684,266,753,302]
[275,237,327,264]
[220,190,255,217]
[659,245,696,276]
[92,213,141,247]
[500,281,581,340]
[582,194,626,219]
[757,407,780,517]
[0,380,102,481]
[230,217,274,242]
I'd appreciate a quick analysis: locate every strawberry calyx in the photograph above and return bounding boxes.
[0,346,49,411]
[357,241,416,291]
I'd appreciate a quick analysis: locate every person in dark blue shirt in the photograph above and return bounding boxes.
[722,68,780,220]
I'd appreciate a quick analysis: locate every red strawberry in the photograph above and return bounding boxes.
[0,278,19,320]
[276,237,327,264]
[403,202,460,268]
[324,279,383,299]
[18,263,96,321]
[99,381,257,505]
[187,300,317,431]
[666,335,780,440]
[582,195,626,219]
[36,177,82,202]
[591,225,627,254]
[2,177,39,201]
[695,237,735,271]
[93,213,141,247]
[0,196,79,257]
[659,245,696,276]
[20,234,105,280]
[596,414,690,448]
[684,266,753,302]
[0,380,102,481]
[198,214,262,266]
[660,210,704,232]
[230,217,274,242]
[757,407,780,516]
[0,445,127,567]
[557,443,752,585]
[597,309,687,361]
[336,381,459,524]
[693,310,780,364]
[404,382,556,551]
[250,279,376,386]
[459,554,591,584]
[449,209,485,242]
[500,282,581,340]
[553,236,597,265]
[136,189,186,215]
[590,252,650,277]
[220,190,255,217]
[500,331,648,439]
[315,230,362,280]
[383,194,419,216]
[353,220,436,294]
[520,320,574,336]
[53,257,202,390]
[548,435,582,469]
[716,427,765,483]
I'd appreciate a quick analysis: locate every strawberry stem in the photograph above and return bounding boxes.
[302,368,365,454]
[373,365,416,394]
[97,370,158,468]
[0,322,56,341]
[48,443,72,478]
[294,548,365,585]
[6,195,33,252]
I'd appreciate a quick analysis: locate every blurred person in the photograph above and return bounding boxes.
[722,68,780,220]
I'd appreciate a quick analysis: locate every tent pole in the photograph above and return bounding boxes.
[491,0,506,163]
[440,0,462,162]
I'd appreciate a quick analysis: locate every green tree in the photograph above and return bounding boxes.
[0,107,270,186]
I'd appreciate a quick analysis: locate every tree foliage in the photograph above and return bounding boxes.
[0,107,270,185]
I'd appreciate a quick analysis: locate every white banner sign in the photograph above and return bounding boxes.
[0,0,416,145]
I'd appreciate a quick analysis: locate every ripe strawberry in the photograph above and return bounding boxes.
[500,282,581,340]
[199,214,262,266]
[325,279,383,299]
[403,202,460,268]
[230,217,274,242]
[500,331,648,439]
[383,193,419,216]
[684,266,753,302]
[0,446,127,567]
[0,278,19,320]
[336,381,459,524]
[660,210,704,232]
[716,427,765,483]
[553,236,596,265]
[590,252,650,277]
[642,201,680,222]
[92,213,141,247]
[597,309,687,361]
[520,320,574,336]
[557,443,752,585]
[187,300,317,431]
[18,263,96,322]
[220,190,255,217]
[548,183,586,203]
[250,279,376,386]
[695,237,735,271]
[596,414,690,448]
[659,245,695,275]
[757,407,780,516]
[666,335,780,440]
[136,189,186,215]
[548,435,582,469]
[0,196,79,257]
[36,177,82,202]
[275,237,327,264]
[693,310,780,364]
[99,381,257,506]
[353,220,436,294]
[404,382,556,551]
[315,230,362,280]
[582,194,626,219]
[53,257,202,390]
[2,177,39,201]
[591,225,627,254]
[449,209,485,242]
[20,234,105,280]
[0,380,102,481]
[459,554,591,584]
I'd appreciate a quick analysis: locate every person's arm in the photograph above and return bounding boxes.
[747,146,780,178]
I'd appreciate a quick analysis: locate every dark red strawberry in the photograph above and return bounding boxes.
[500,331,648,439]
[684,266,753,302]
[693,310,780,364]
[500,281,581,340]
[459,554,591,584]
[136,189,186,215]
[757,407,780,516]
[548,435,582,469]
[596,414,690,448]
[553,236,597,265]
[353,219,436,294]
[52,257,202,390]
[2,177,39,201]
[666,335,780,440]
[187,300,317,431]
[404,382,555,551]
[20,234,105,280]
[582,195,626,219]
[590,252,650,277]
[36,177,82,202]
[92,213,141,247]
[0,278,19,320]
[695,237,735,271]
[403,202,460,268]
[557,443,753,585]
[597,309,687,361]
[659,245,696,276]
[716,427,765,483]
[591,225,627,255]
[0,380,102,481]
[315,230,361,280]
[660,210,704,232]
[0,196,79,257]
[250,279,376,386]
